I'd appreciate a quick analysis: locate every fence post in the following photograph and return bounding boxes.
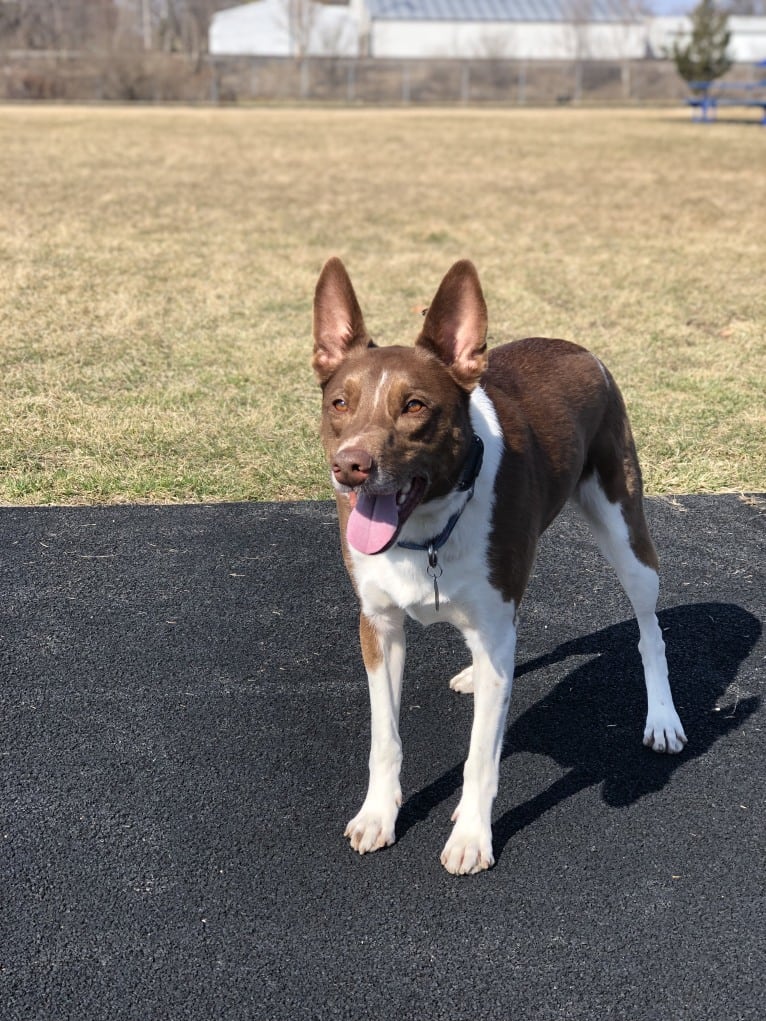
[347,60,356,103]
[517,60,527,105]
[209,58,219,103]
[401,63,410,103]
[622,60,631,100]
[460,62,470,104]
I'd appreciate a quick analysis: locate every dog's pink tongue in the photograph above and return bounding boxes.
[347,492,399,555]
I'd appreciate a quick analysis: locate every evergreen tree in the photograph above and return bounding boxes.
[673,0,733,85]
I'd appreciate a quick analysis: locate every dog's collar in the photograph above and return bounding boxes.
[396,434,484,610]
[455,432,485,493]
[397,433,484,555]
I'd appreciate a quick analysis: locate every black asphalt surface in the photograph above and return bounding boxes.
[3,495,765,1021]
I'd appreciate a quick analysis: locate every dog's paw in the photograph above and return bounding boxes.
[440,822,494,875]
[344,806,397,855]
[449,666,474,694]
[643,708,687,754]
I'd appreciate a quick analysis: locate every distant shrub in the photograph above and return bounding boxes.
[673,0,733,86]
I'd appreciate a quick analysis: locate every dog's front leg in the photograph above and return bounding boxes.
[344,609,406,856]
[441,623,517,875]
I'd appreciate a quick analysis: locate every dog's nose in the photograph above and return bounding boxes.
[333,447,374,488]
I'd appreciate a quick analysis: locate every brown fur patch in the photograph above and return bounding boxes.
[578,362,659,571]
[416,259,488,390]
[319,345,475,506]
[359,612,383,671]
[481,338,656,602]
[486,334,612,604]
[312,257,372,385]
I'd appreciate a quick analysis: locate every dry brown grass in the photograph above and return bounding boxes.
[0,105,764,504]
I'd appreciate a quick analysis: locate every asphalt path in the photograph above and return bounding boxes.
[2,495,764,1021]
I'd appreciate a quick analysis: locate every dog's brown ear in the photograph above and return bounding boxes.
[312,258,370,385]
[417,260,488,390]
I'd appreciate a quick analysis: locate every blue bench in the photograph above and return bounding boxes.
[686,79,766,125]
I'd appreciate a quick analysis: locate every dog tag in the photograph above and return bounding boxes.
[426,544,443,612]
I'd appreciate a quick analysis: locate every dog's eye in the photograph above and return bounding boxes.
[404,399,425,414]
[332,398,348,412]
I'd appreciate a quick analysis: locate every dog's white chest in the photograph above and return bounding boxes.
[351,543,479,628]
[348,386,505,630]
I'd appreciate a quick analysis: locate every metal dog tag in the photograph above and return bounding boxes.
[426,544,443,612]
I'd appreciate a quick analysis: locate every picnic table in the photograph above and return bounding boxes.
[686,62,766,124]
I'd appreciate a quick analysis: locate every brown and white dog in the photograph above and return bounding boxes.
[312,257,686,875]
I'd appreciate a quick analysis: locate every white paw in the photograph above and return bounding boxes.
[440,819,494,875]
[449,666,474,694]
[643,708,687,754]
[344,801,398,855]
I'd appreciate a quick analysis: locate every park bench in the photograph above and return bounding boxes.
[686,75,766,125]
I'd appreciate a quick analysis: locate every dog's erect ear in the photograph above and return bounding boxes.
[417,260,488,389]
[312,258,370,385]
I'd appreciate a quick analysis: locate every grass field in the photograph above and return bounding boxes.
[1,105,764,505]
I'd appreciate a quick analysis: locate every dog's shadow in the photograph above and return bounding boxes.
[396,602,762,861]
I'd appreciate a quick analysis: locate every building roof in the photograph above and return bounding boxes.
[367,0,641,22]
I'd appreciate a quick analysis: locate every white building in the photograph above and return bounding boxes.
[210,0,766,64]
[647,15,766,63]
[363,0,646,61]
[210,0,359,57]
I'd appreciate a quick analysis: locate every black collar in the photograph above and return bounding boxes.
[397,433,484,556]
[395,433,483,611]
[454,433,484,492]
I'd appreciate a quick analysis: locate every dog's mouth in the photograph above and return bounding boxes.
[346,477,427,555]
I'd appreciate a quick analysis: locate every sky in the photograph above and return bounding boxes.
[646,0,693,13]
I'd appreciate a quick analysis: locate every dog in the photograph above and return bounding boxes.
[312,257,687,875]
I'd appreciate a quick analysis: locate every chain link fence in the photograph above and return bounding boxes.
[0,49,717,105]
[211,55,694,105]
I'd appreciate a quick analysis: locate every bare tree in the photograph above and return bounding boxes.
[112,0,229,55]
[0,0,61,50]
[470,28,517,101]
[0,0,118,51]
[564,0,594,101]
[472,28,514,60]
[157,0,227,58]
[612,0,649,99]
[280,0,319,59]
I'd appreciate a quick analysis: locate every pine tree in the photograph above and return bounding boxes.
[673,0,733,85]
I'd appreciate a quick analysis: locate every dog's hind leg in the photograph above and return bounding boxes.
[449,665,474,694]
[574,472,687,754]
[344,609,407,855]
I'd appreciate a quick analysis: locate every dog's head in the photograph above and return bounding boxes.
[312,258,488,554]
